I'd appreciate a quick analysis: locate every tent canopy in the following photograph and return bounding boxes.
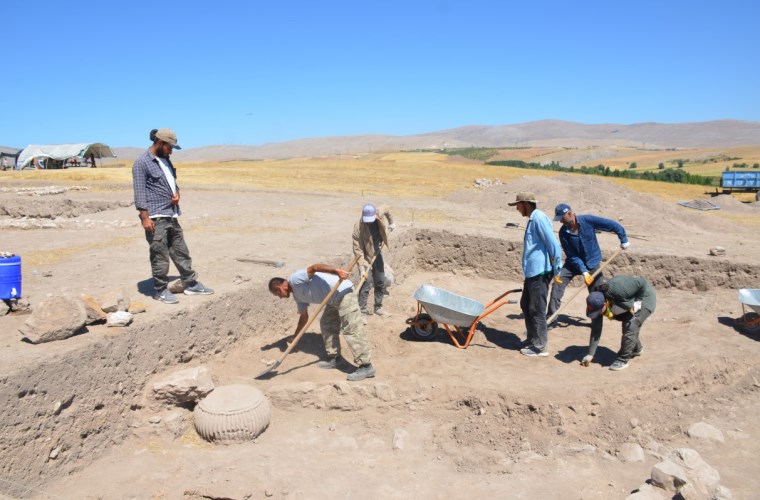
[16,143,116,169]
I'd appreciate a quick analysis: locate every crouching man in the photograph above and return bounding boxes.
[268,263,375,381]
[584,276,656,371]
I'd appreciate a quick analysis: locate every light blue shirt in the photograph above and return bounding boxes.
[522,209,562,278]
[289,269,354,314]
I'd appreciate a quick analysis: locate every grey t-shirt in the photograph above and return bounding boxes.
[288,269,354,313]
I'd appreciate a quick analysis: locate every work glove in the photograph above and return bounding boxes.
[581,354,593,367]
[621,241,630,250]
[583,272,594,286]
[388,223,396,232]
[554,274,563,285]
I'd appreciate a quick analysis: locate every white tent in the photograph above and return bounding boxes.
[16,143,116,169]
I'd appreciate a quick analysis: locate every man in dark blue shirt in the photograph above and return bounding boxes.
[132,128,213,304]
[548,203,628,343]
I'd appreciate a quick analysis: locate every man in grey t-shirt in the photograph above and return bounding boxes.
[269,263,375,381]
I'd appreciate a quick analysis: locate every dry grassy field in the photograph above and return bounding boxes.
[11,150,757,201]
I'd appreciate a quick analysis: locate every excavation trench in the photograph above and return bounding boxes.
[1,228,759,497]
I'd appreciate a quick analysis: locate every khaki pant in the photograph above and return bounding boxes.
[320,292,371,366]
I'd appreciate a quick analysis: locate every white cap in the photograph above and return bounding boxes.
[362,204,377,223]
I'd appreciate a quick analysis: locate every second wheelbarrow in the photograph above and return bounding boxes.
[406,284,522,349]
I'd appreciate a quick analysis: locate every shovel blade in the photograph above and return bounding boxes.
[255,360,281,379]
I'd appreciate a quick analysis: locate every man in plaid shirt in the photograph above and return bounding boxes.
[132,128,213,304]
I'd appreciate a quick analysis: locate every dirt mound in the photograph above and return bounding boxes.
[0,198,133,219]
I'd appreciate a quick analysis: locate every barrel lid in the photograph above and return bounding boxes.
[197,384,266,414]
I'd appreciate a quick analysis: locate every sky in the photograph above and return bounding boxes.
[2,0,759,149]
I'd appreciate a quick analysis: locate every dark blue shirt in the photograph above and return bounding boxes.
[559,214,627,274]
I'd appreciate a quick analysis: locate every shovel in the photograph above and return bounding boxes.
[354,244,386,293]
[546,247,623,325]
[256,254,362,379]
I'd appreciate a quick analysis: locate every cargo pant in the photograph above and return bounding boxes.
[358,253,385,312]
[320,291,371,366]
[145,218,198,293]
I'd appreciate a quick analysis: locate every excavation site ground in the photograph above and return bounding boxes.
[0,168,759,499]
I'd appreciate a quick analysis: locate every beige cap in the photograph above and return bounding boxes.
[507,191,537,206]
[155,128,182,149]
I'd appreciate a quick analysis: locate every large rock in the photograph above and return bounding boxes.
[651,460,688,493]
[152,366,215,406]
[19,297,87,344]
[686,422,724,443]
[619,442,645,462]
[79,293,107,324]
[98,289,130,313]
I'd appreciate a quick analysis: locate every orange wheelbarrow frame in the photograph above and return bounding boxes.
[406,286,522,349]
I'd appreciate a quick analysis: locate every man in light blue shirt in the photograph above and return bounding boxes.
[508,192,562,357]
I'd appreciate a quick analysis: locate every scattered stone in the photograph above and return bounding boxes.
[650,460,688,493]
[19,296,87,344]
[392,428,408,450]
[709,246,726,256]
[168,279,185,294]
[49,447,61,460]
[713,485,734,500]
[619,443,645,462]
[98,289,130,313]
[164,411,185,439]
[128,301,147,314]
[373,382,395,402]
[265,490,274,497]
[148,416,162,424]
[106,311,133,327]
[674,448,720,490]
[152,366,215,406]
[686,422,724,443]
[328,423,336,431]
[0,300,9,316]
[42,270,53,277]
[630,417,640,428]
[79,294,107,324]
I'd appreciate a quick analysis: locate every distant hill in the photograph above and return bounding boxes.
[6,119,760,163]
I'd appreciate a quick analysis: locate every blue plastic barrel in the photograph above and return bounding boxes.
[0,256,22,299]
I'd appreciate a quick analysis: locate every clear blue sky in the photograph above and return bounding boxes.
[3,0,758,149]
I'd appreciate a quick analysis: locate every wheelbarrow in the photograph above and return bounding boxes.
[736,288,760,334]
[406,284,521,349]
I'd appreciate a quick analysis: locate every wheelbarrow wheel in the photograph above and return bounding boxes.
[410,314,438,341]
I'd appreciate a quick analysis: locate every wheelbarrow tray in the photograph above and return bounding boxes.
[413,284,485,328]
[738,289,760,314]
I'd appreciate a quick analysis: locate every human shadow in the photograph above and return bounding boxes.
[136,278,156,298]
[260,331,326,357]
[555,345,617,366]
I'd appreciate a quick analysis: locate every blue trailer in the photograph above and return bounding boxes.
[721,171,760,193]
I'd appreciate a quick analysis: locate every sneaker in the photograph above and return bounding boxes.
[631,346,644,358]
[520,346,549,357]
[609,359,629,371]
[361,308,372,316]
[317,356,343,369]
[347,363,376,381]
[374,307,389,317]
[154,289,179,304]
[184,281,214,295]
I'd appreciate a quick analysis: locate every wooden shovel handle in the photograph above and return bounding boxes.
[546,247,623,325]
[256,254,362,378]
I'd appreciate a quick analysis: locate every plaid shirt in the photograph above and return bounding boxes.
[132,149,181,217]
